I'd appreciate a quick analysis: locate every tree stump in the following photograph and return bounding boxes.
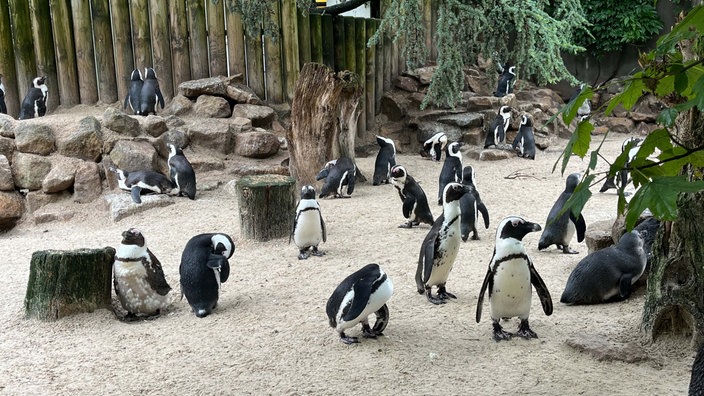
[236,174,296,241]
[24,247,115,321]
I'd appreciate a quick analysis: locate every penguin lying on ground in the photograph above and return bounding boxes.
[538,173,586,254]
[512,114,536,159]
[560,231,646,305]
[476,216,552,341]
[18,76,48,120]
[0,74,6,114]
[494,63,516,97]
[390,164,434,228]
[437,141,463,205]
[599,137,643,194]
[113,228,172,318]
[168,143,196,200]
[326,263,393,344]
[690,344,704,395]
[484,106,512,148]
[124,68,143,115]
[421,132,448,161]
[372,135,396,185]
[291,185,326,259]
[180,233,235,318]
[459,165,490,241]
[317,157,356,198]
[140,67,164,115]
[109,166,175,204]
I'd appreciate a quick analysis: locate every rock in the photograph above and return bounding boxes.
[585,219,616,254]
[565,335,650,363]
[479,148,514,161]
[14,123,56,155]
[463,95,502,112]
[379,92,409,122]
[404,66,436,85]
[437,113,484,128]
[631,93,663,115]
[516,89,564,111]
[0,113,16,138]
[164,115,185,128]
[103,193,175,222]
[231,164,289,177]
[591,125,609,136]
[187,120,234,154]
[56,116,103,162]
[225,83,262,105]
[102,107,141,137]
[73,161,102,203]
[164,94,194,116]
[234,131,280,159]
[0,190,24,231]
[415,121,464,144]
[231,117,253,133]
[232,104,276,128]
[464,68,492,96]
[11,152,52,190]
[194,95,231,118]
[26,190,71,213]
[0,155,13,191]
[599,117,636,134]
[628,112,656,123]
[155,128,189,158]
[635,122,658,136]
[109,140,158,172]
[141,115,168,137]
[0,136,15,163]
[178,76,231,98]
[379,121,412,151]
[34,209,75,225]
[394,75,420,93]
[188,154,225,172]
[534,133,555,150]
[42,158,78,193]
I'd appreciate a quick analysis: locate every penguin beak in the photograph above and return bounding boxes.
[529,222,542,232]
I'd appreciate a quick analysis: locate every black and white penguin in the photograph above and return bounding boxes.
[437,141,463,205]
[390,164,434,228]
[167,143,196,200]
[139,67,164,116]
[568,83,591,119]
[476,215,552,341]
[421,132,448,161]
[599,137,643,193]
[512,114,536,160]
[326,263,394,344]
[538,173,586,254]
[416,182,470,304]
[372,135,397,185]
[690,344,704,395]
[109,166,175,204]
[560,231,647,305]
[291,185,326,259]
[124,68,143,115]
[113,228,172,318]
[484,106,512,148]
[494,63,516,97]
[0,74,6,114]
[18,76,48,120]
[179,233,235,318]
[459,165,490,241]
[318,157,356,198]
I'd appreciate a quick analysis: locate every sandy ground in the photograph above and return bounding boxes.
[0,130,697,395]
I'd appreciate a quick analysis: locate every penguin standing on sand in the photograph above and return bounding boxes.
[0,74,6,114]
[437,141,463,205]
[512,114,536,159]
[113,228,172,318]
[390,164,434,228]
[484,106,512,148]
[291,185,326,259]
[179,233,235,318]
[421,132,448,161]
[476,216,552,341]
[124,69,143,115]
[459,165,490,241]
[560,231,646,305]
[109,166,175,204]
[538,173,586,254]
[168,143,196,200]
[326,263,394,344]
[372,136,396,185]
[18,76,48,120]
[416,182,470,304]
[140,67,164,115]
[494,63,516,97]
[317,157,356,198]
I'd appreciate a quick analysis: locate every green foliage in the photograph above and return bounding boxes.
[225,0,280,39]
[369,0,427,69]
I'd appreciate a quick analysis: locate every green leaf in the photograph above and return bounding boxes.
[567,174,595,218]
[573,120,593,158]
[655,74,675,97]
[605,75,644,115]
[589,150,599,170]
[624,176,704,230]
[562,86,593,125]
[635,128,672,160]
[657,108,679,127]
[674,70,689,93]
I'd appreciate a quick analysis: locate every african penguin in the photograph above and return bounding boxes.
[459,165,490,241]
[560,231,647,305]
[0,74,6,114]
[113,228,172,318]
[476,215,552,341]
[124,68,143,115]
[484,106,512,148]
[18,76,48,120]
[416,182,470,304]
[326,263,393,344]
[512,114,536,159]
[179,233,235,318]
[538,173,586,254]
[390,164,434,228]
[139,67,164,115]
[318,157,356,198]
[437,141,463,205]
[109,166,175,204]
[494,64,516,97]
[421,132,448,161]
[168,143,197,200]
[690,344,704,395]
[372,135,397,185]
[291,185,326,259]
[599,137,642,193]
[569,83,591,119]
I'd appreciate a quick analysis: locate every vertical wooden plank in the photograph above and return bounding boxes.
[206,0,227,77]
[169,0,190,92]
[365,18,375,130]
[423,0,433,63]
[187,0,209,79]
[71,0,98,104]
[309,14,322,65]
[373,19,383,113]
[383,28,391,91]
[246,32,265,99]
[430,0,437,62]
[296,8,311,69]
[391,35,399,81]
[50,0,79,106]
[8,0,36,104]
[281,0,299,101]
[149,0,173,100]
[355,18,365,136]
[0,0,19,116]
[130,0,152,69]
[343,17,356,73]
[264,1,283,103]
[320,14,334,69]
[332,16,345,72]
[90,0,117,104]
[111,0,134,104]
[30,0,59,112]
[225,8,246,77]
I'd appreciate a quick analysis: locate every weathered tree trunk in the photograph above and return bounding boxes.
[25,247,115,321]
[236,174,295,242]
[287,62,362,188]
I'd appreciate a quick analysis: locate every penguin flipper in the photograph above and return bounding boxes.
[571,212,587,242]
[144,250,172,296]
[290,204,300,244]
[476,260,494,323]
[341,272,377,322]
[320,215,327,243]
[618,274,633,299]
[316,168,330,181]
[529,259,553,316]
[478,202,490,229]
[130,186,143,204]
[156,88,165,109]
[207,255,230,283]
[345,170,356,195]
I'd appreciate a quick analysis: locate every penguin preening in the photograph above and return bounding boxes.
[18,76,48,120]
[168,143,197,200]
[416,182,470,304]
[512,114,536,160]
[459,165,490,241]
[390,164,434,228]
[538,173,586,254]
[124,69,143,115]
[484,106,512,148]
[476,215,552,341]
[291,185,326,259]
[599,137,643,194]
[326,263,393,344]
[494,63,516,97]
[0,74,6,114]
[109,166,175,204]
[317,157,356,198]
[372,136,397,185]
[437,141,463,205]
[140,67,164,115]
[179,233,235,318]
[421,132,448,161]
[113,228,172,318]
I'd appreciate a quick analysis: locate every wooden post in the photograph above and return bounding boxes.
[365,19,376,131]
[246,31,265,100]
[91,0,118,104]
[130,0,152,69]
[226,9,246,77]
[72,0,98,104]
[309,14,323,65]
[187,0,209,79]
[264,1,284,103]
[30,0,59,112]
[236,175,295,242]
[206,0,227,77]
[149,0,174,101]
[344,17,356,73]
[355,18,366,136]
[0,0,20,117]
[373,19,383,113]
[297,8,311,69]
[169,0,191,92]
[281,0,299,102]
[383,27,391,91]
[111,0,134,104]
[25,247,116,321]
[50,0,79,106]
[332,16,345,72]
[8,0,36,103]
[321,14,334,69]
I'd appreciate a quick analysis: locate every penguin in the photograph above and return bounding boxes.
[0,74,6,114]
[538,173,586,254]
[560,231,647,305]
[437,141,463,205]
[599,137,643,193]
[494,64,516,97]
[109,166,175,204]
[167,143,196,200]
[416,182,470,304]
[459,165,490,241]
[318,157,356,198]
[484,106,512,148]
[290,185,326,259]
[390,164,434,228]
[512,114,536,160]
[690,344,704,396]
[179,233,235,318]
[18,76,48,120]
[568,83,591,119]
[124,68,143,115]
[326,263,394,345]
[139,67,164,116]
[372,135,396,185]
[421,132,448,161]
[113,228,172,318]
[476,215,552,341]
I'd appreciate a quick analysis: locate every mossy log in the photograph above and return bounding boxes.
[236,175,295,242]
[25,247,115,321]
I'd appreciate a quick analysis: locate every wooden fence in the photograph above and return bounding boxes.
[0,0,410,135]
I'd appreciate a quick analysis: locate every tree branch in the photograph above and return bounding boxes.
[310,0,371,15]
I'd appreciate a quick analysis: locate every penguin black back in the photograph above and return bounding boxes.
[459,165,490,241]
[513,114,536,159]
[18,76,48,120]
[372,136,396,185]
[140,67,164,115]
[124,68,143,115]
[168,143,197,200]
[494,64,516,97]
[0,74,6,114]
[437,142,463,205]
[319,157,356,198]
[538,173,586,254]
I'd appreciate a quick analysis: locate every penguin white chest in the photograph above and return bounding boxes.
[293,209,323,248]
[113,259,170,315]
[563,218,576,244]
[427,218,461,286]
[336,277,393,332]
[490,257,532,320]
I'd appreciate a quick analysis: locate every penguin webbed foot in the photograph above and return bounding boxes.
[437,286,456,300]
[561,245,579,254]
[425,288,446,305]
[471,232,480,241]
[311,247,325,257]
[516,319,539,340]
[298,249,310,260]
[398,221,413,229]
[339,331,359,345]
[492,322,512,342]
[361,323,377,339]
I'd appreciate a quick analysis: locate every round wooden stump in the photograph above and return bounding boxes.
[24,247,115,321]
[236,174,296,241]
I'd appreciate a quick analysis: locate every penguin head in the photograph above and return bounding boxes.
[446,141,463,157]
[211,233,235,259]
[32,76,47,88]
[300,184,317,200]
[121,228,146,247]
[520,114,533,128]
[442,182,470,204]
[108,166,126,179]
[130,69,143,81]
[461,166,475,185]
[507,66,516,76]
[565,173,581,193]
[499,106,512,120]
[618,230,644,251]
[168,143,184,157]
[144,67,157,80]
[497,216,541,242]
[390,165,407,183]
